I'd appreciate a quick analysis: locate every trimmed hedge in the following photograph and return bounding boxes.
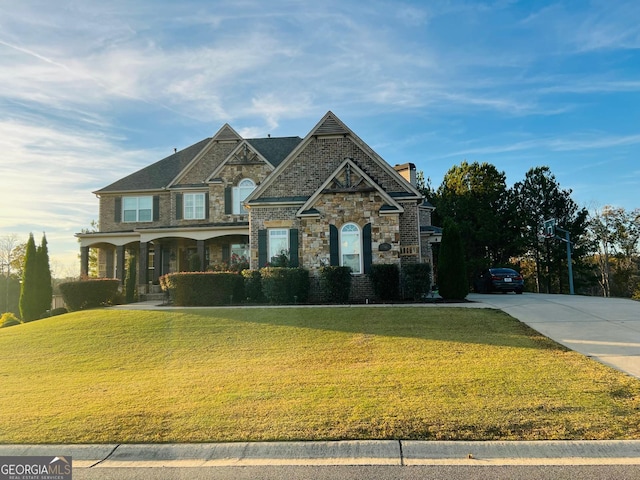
[402,263,432,301]
[319,266,352,303]
[161,272,244,306]
[59,279,120,311]
[241,270,264,303]
[261,267,309,304]
[369,264,400,301]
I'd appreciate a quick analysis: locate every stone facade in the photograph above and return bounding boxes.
[77,111,440,302]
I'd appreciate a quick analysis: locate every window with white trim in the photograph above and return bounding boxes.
[123,196,152,222]
[340,223,362,274]
[232,178,256,214]
[268,229,289,263]
[184,193,206,220]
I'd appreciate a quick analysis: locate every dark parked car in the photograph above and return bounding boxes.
[474,268,524,294]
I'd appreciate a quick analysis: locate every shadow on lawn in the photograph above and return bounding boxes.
[194,306,569,351]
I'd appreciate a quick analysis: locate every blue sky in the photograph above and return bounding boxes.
[1,0,639,275]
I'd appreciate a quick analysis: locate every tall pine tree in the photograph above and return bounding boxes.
[36,234,53,315]
[19,233,39,321]
[18,233,52,321]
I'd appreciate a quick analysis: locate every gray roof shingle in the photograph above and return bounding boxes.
[96,138,212,193]
[246,137,302,168]
[96,136,302,193]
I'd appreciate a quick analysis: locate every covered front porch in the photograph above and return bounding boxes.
[76,224,250,291]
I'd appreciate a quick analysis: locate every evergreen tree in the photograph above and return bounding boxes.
[36,234,53,315]
[430,162,520,280]
[513,167,589,294]
[125,254,137,303]
[19,233,39,321]
[438,219,468,300]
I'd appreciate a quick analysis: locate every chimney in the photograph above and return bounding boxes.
[394,163,416,186]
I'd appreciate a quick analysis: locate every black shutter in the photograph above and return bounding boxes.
[204,192,209,219]
[289,229,299,267]
[114,197,122,223]
[258,229,267,267]
[153,196,160,221]
[175,193,183,220]
[222,244,230,263]
[363,223,372,274]
[225,187,232,215]
[329,225,339,266]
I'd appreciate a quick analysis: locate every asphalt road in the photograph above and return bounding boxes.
[74,464,640,480]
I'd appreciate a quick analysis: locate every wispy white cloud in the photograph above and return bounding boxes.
[1,0,639,273]
[443,132,640,159]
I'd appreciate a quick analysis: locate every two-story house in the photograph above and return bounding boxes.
[76,111,441,300]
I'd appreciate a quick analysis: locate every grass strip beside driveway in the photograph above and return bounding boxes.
[1,307,639,443]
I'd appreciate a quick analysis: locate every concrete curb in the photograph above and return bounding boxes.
[2,441,640,467]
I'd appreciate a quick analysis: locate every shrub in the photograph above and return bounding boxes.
[260,267,309,304]
[319,266,352,303]
[438,219,468,301]
[59,279,120,311]
[229,254,250,273]
[402,263,432,301]
[125,255,137,303]
[188,254,201,272]
[0,312,22,328]
[161,272,244,306]
[369,264,400,301]
[242,270,263,303]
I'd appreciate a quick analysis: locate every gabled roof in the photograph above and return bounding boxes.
[296,158,404,217]
[205,137,302,182]
[95,138,212,194]
[95,128,302,194]
[168,123,243,187]
[247,111,423,204]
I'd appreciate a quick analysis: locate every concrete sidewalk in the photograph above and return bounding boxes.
[468,293,640,379]
[3,441,640,467]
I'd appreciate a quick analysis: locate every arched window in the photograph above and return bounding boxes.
[233,178,256,214]
[340,223,362,274]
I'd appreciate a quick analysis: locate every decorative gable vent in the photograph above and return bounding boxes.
[314,115,348,136]
[230,143,259,164]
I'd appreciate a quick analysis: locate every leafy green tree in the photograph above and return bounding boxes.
[19,234,39,321]
[430,161,519,281]
[588,206,640,297]
[513,167,589,294]
[437,219,468,300]
[0,234,23,314]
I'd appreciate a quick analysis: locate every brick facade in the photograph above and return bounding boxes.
[78,111,440,303]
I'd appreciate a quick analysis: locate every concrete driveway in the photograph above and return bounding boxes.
[468,293,640,379]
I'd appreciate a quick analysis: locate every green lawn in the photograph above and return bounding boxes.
[1,306,639,444]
